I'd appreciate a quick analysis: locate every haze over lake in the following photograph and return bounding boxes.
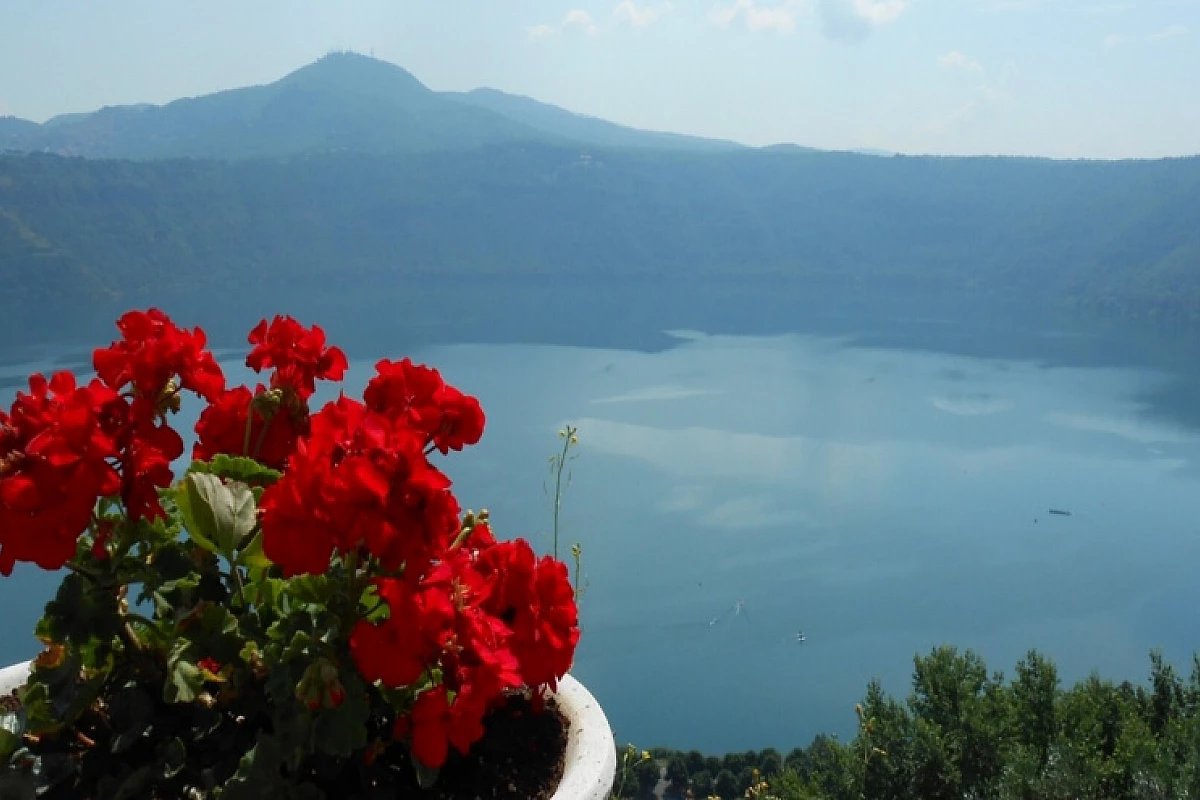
[2,310,1199,753]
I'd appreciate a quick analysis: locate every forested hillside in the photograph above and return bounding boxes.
[2,146,1198,344]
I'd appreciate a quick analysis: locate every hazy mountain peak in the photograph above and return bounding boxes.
[277,51,431,99]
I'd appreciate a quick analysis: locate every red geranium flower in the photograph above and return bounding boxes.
[393,683,492,769]
[350,577,456,689]
[194,384,305,471]
[246,316,347,401]
[363,358,485,454]
[259,396,461,577]
[0,372,121,575]
[93,309,224,402]
[477,539,580,689]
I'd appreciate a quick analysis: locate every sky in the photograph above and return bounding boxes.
[0,0,1197,159]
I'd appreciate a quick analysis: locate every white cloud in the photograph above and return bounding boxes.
[922,60,1016,137]
[852,0,906,23]
[818,0,907,41]
[527,23,557,40]
[1086,2,1135,15]
[563,8,599,34]
[984,0,1043,9]
[1150,22,1188,38]
[1103,23,1187,47]
[938,50,984,72]
[613,0,671,26]
[710,0,804,33]
[528,9,599,40]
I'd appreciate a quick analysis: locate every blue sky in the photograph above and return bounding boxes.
[0,0,1197,158]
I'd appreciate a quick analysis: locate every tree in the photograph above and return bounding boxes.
[737,765,758,795]
[857,679,916,800]
[633,757,660,799]
[684,749,707,777]
[664,756,689,798]
[714,768,739,800]
[909,646,1006,798]
[1010,649,1059,769]
[691,769,715,797]
[784,747,811,776]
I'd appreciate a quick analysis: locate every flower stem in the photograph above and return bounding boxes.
[230,564,248,607]
[242,408,254,457]
[250,412,277,461]
[551,425,576,560]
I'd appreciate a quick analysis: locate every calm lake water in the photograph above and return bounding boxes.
[3,318,1199,753]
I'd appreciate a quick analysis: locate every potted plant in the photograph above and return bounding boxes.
[0,310,615,799]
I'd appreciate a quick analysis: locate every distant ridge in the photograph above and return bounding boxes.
[447,87,741,153]
[0,52,743,160]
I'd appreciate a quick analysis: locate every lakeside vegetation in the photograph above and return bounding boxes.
[617,647,1200,800]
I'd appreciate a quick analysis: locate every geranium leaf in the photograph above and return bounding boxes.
[313,673,370,760]
[189,455,282,487]
[220,733,285,800]
[410,750,441,790]
[0,755,37,800]
[174,480,218,554]
[107,763,154,799]
[108,686,154,754]
[180,473,257,558]
[157,737,187,780]
[237,531,273,570]
[164,642,203,706]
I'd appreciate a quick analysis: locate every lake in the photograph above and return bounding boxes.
[2,310,1199,754]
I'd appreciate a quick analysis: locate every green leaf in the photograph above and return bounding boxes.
[179,473,257,558]
[174,481,218,554]
[22,651,106,736]
[220,733,286,800]
[411,750,441,790]
[285,575,335,607]
[164,642,203,705]
[109,764,154,800]
[36,572,122,657]
[108,686,155,754]
[237,531,274,570]
[157,737,187,780]
[32,753,74,794]
[0,754,37,800]
[313,673,370,760]
[190,455,282,487]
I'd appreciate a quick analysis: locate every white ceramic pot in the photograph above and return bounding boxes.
[0,661,614,800]
[550,674,617,800]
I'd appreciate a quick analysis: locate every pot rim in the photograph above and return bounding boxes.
[551,673,617,800]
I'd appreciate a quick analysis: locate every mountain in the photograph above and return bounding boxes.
[0,54,560,160]
[0,117,40,151]
[2,145,1199,347]
[447,87,740,153]
[0,53,740,160]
